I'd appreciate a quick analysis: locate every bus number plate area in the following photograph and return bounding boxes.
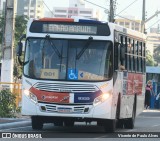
[57,107,72,113]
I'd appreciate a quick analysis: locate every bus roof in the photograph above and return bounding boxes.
[108,22,146,40]
[28,17,146,40]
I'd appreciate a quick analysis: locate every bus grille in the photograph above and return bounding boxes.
[34,82,98,93]
[40,104,91,114]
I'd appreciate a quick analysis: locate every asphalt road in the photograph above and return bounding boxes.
[0,110,160,141]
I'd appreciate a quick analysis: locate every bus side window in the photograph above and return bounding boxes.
[132,39,135,72]
[134,40,138,72]
[114,42,119,70]
[143,43,146,73]
[125,37,128,70]
[140,42,143,73]
[137,41,142,72]
[128,38,132,71]
[121,35,126,67]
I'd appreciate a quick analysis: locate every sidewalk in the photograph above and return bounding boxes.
[143,109,160,112]
[0,116,31,130]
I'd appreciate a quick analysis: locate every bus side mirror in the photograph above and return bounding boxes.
[120,44,125,61]
[16,41,23,56]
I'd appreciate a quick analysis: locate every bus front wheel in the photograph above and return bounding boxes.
[103,119,116,133]
[31,116,43,130]
[64,120,74,127]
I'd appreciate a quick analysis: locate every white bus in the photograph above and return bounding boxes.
[17,17,146,132]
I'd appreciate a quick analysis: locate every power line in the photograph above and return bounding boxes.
[84,0,109,11]
[146,19,160,30]
[42,0,54,16]
[115,14,140,24]
[116,0,139,16]
[84,0,140,23]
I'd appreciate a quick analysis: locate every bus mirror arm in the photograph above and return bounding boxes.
[16,34,26,66]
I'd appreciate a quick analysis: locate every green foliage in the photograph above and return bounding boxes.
[0,15,5,44]
[0,15,28,81]
[153,46,160,65]
[14,15,28,81]
[15,15,28,43]
[0,89,17,117]
[146,50,155,66]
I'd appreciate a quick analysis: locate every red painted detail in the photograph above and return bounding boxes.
[127,73,143,95]
[29,87,69,103]
[38,18,74,22]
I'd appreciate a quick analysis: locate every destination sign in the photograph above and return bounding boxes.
[43,24,97,34]
[30,21,111,36]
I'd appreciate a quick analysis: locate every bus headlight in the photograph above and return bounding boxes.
[29,93,37,103]
[23,89,37,104]
[93,93,110,106]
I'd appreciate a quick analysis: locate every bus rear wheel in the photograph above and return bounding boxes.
[103,119,116,133]
[31,116,43,130]
[124,102,136,129]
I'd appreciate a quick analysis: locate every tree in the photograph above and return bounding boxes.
[14,15,28,82]
[153,46,160,65]
[146,50,155,66]
[0,15,5,45]
[1,14,28,82]
[14,15,28,43]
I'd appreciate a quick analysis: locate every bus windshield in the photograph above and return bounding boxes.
[24,38,113,81]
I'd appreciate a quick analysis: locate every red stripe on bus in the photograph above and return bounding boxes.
[38,18,74,22]
[127,73,143,95]
[29,87,70,103]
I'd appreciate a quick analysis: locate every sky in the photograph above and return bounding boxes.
[43,0,160,31]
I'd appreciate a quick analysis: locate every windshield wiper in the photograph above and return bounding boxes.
[76,36,93,60]
[45,35,62,58]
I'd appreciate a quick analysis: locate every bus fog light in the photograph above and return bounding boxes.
[93,93,110,105]
[41,106,46,111]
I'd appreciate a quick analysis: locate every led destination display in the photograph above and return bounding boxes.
[30,21,110,36]
[43,24,97,34]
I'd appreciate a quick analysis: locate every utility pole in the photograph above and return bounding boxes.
[1,0,16,83]
[141,0,145,33]
[109,0,114,22]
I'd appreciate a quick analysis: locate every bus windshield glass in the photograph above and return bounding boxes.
[24,38,113,81]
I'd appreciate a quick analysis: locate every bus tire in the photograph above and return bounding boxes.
[103,119,116,133]
[124,99,136,129]
[31,116,43,130]
[116,94,124,128]
[64,120,74,127]
[54,121,63,126]
[116,119,124,128]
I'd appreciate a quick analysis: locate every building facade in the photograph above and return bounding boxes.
[115,16,142,32]
[49,0,94,19]
[17,0,44,19]
[146,30,160,55]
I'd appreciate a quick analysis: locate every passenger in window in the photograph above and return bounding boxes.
[119,64,125,71]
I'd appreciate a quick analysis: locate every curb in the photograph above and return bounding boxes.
[143,109,160,112]
[0,120,31,130]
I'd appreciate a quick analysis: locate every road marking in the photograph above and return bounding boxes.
[0,126,32,131]
[126,129,137,132]
[152,124,160,127]
[94,135,109,139]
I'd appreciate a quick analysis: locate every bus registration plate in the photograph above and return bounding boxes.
[57,107,72,113]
